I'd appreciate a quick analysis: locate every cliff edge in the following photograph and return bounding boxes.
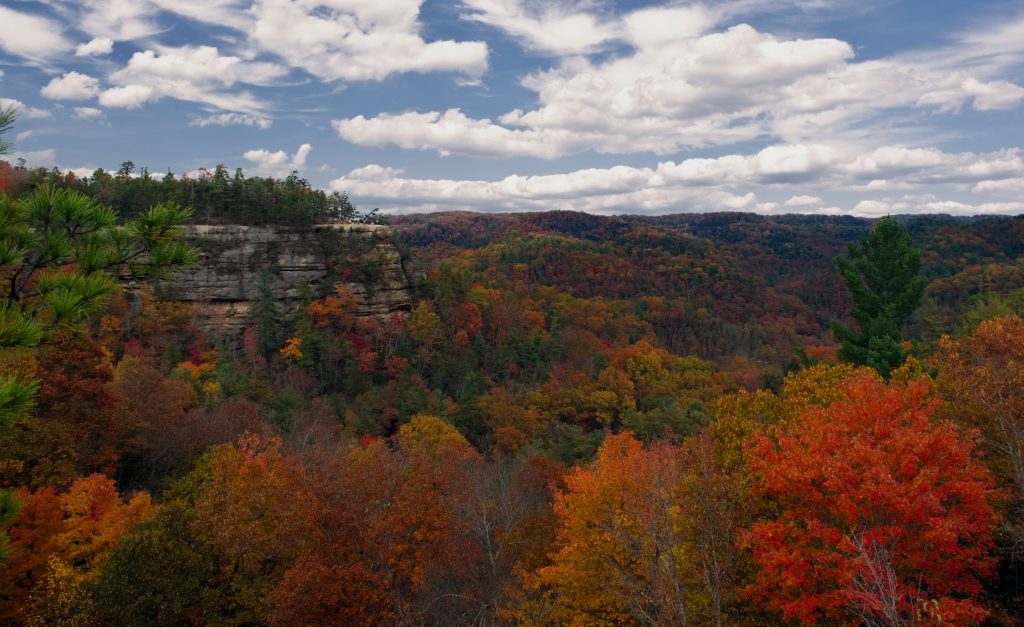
[153,223,415,334]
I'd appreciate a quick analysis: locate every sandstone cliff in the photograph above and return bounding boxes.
[153,223,415,334]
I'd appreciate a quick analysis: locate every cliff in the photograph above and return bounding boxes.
[153,223,416,334]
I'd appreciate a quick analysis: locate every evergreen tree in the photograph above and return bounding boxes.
[0,105,16,155]
[255,268,280,361]
[832,216,925,375]
[0,185,197,431]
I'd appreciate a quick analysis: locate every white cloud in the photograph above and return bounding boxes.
[622,5,716,44]
[75,37,114,57]
[101,45,285,112]
[41,72,102,100]
[23,1,159,43]
[850,198,1024,218]
[331,161,762,214]
[461,0,618,55]
[329,143,1024,215]
[148,0,253,29]
[785,194,823,207]
[98,85,156,109]
[249,0,488,81]
[0,99,51,120]
[973,178,1024,195]
[243,143,312,178]
[844,146,1023,185]
[73,107,106,121]
[43,0,489,86]
[67,167,99,179]
[14,130,33,142]
[334,20,857,157]
[10,149,58,168]
[0,6,70,61]
[335,10,1024,159]
[75,0,161,41]
[961,77,1024,111]
[188,112,273,129]
[335,109,591,158]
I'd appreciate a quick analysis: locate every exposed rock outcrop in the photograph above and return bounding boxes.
[153,223,415,334]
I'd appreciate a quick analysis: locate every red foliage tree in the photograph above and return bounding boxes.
[453,302,483,339]
[0,488,64,622]
[744,375,1000,625]
[2,337,124,489]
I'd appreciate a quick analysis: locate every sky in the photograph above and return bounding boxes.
[1,0,1024,217]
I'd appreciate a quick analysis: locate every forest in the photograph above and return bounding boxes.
[1,156,1024,626]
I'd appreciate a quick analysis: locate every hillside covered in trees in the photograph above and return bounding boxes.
[392,210,1024,380]
[1,163,1024,625]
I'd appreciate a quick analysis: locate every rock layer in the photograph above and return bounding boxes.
[154,223,415,334]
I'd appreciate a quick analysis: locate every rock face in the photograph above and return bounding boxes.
[153,223,415,334]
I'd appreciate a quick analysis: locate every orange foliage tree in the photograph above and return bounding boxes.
[269,416,478,625]
[20,474,154,625]
[536,432,738,625]
[186,436,318,623]
[938,315,1024,505]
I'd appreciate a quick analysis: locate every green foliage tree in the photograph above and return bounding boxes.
[0,489,19,560]
[958,287,1024,336]
[5,160,377,226]
[255,268,280,361]
[831,216,925,375]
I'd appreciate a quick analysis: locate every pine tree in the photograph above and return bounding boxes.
[0,105,16,155]
[831,216,925,375]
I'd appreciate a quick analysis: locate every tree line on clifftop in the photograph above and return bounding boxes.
[0,158,385,227]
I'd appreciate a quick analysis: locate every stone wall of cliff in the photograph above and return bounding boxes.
[151,223,415,334]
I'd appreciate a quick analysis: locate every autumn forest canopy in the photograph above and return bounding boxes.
[3,148,1024,625]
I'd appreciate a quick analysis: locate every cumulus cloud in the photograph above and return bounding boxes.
[329,143,1024,215]
[785,195,823,207]
[0,98,51,120]
[24,0,491,122]
[75,37,114,57]
[0,6,70,61]
[41,72,102,100]
[243,143,312,178]
[335,109,592,158]
[73,107,106,121]
[335,9,1024,159]
[330,161,765,214]
[334,19,856,157]
[973,178,1024,195]
[98,85,156,109]
[850,197,1024,218]
[249,0,488,81]
[188,112,273,129]
[960,78,1024,111]
[101,45,285,112]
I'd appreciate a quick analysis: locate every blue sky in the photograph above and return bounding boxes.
[1,0,1023,216]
